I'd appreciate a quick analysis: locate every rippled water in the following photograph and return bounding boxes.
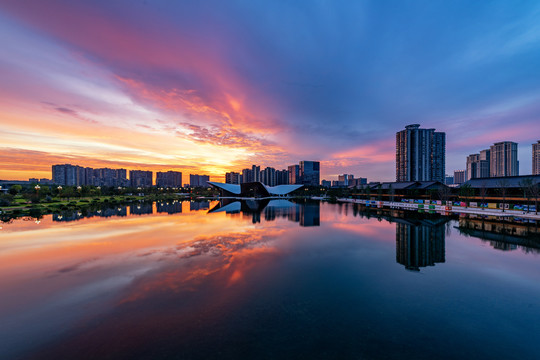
[1,200,539,359]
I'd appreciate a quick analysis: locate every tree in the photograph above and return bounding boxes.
[520,178,534,213]
[458,184,473,206]
[532,184,540,215]
[479,181,488,210]
[0,194,14,207]
[438,184,452,204]
[497,179,510,213]
[63,187,75,201]
[40,185,50,196]
[428,189,438,201]
[524,180,539,215]
[9,185,22,195]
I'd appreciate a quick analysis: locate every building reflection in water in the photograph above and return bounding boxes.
[51,201,188,222]
[190,201,210,211]
[348,204,449,272]
[130,203,153,215]
[52,206,128,222]
[395,218,447,271]
[208,199,320,227]
[156,201,183,214]
[457,218,540,253]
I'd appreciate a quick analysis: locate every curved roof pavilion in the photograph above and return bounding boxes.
[208,181,303,198]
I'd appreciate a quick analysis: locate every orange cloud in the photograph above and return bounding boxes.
[0,1,293,181]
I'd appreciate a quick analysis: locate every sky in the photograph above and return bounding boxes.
[1,0,539,182]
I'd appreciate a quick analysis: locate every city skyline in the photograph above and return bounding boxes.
[4,136,539,185]
[1,1,540,181]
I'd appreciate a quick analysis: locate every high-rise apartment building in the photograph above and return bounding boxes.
[156,171,182,188]
[454,170,465,185]
[466,154,479,181]
[65,164,78,185]
[396,124,445,182]
[349,178,367,187]
[338,174,354,186]
[239,165,260,183]
[190,174,210,187]
[241,168,252,183]
[231,167,287,185]
[490,141,518,177]
[52,164,67,185]
[252,165,261,183]
[225,172,242,184]
[466,149,490,180]
[288,165,300,184]
[275,169,289,185]
[94,168,128,187]
[479,149,491,177]
[130,170,153,188]
[261,167,276,186]
[299,161,320,186]
[84,167,95,185]
[533,141,540,175]
[51,164,83,186]
[52,164,128,186]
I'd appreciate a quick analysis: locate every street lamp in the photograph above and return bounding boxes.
[35,184,41,195]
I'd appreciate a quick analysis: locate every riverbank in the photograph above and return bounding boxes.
[337,198,540,221]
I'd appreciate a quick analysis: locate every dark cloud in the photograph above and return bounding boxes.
[55,107,78,115]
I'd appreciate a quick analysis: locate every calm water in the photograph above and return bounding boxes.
[1,200,539,360]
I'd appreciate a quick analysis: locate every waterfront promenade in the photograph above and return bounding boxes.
[337,198,540,221]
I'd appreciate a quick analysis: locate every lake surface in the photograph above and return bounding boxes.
[1,200,539,360]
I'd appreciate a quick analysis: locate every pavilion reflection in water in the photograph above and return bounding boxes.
[208,199,320,227]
